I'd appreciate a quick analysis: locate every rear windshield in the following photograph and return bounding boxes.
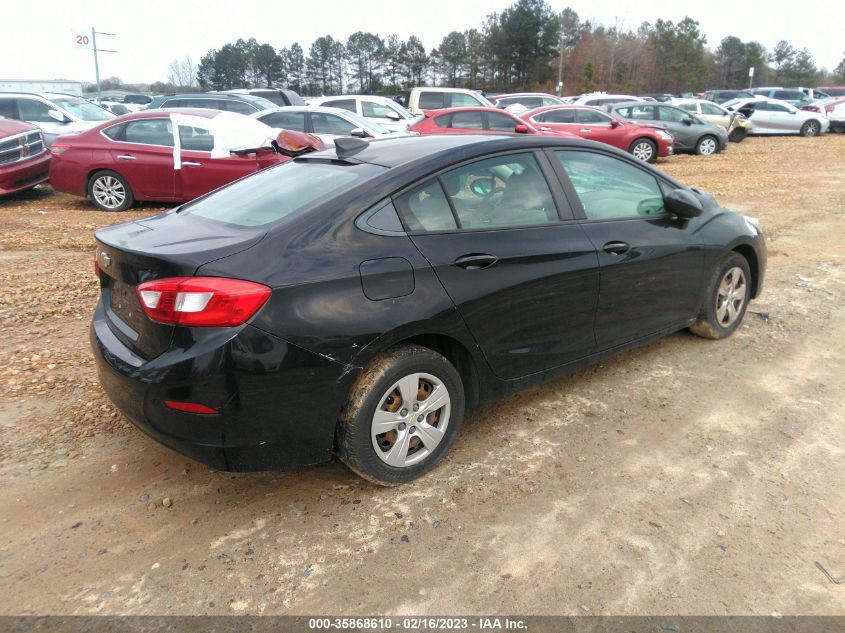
[179,160,386,227]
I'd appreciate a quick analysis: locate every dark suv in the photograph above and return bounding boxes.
[146,92,276,114]
[703,90,755,104]
[220,88,304,107]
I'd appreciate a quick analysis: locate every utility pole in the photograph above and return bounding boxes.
[91,28,117,101]
[557,33,564,96]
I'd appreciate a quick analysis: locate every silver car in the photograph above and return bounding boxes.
[0,92,115,146]
[672,98,753,142]
[251,106,405,146]
[723,97,829,136]
[608,102,729,155]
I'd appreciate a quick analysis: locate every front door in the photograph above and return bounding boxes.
[395,150,600,380]
[552,148,705,349]
[175,123,257,201]
[107,118,176,200]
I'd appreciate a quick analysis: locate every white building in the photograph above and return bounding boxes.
[0,80,84,96]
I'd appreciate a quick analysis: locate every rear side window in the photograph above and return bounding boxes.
[555,150,665,220]
[324,99,357,112]
[486,112,519,131]
[395,180,457,232]
[260,111,307,131]
[418,92,446,110]
[658,106,689,123]
[123,119,174,146]
[449,111,484,130]
[221,100,256,114]
[181,161,384,227]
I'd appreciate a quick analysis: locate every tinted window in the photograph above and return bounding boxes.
[395,179,457,231]
[324,99,357,113]
[576,109,611,124]
[773,90,800,101]
[555,150,665,220]
[102,123,127,140]
[418,92,446,109]
[179,125,214,151]
[18,98,54,122]
[499,96,543,109]
[450,92,483,107]
[658,106,689,123]
[440,153,558,229]
[0,98,19,119]
[181,161,384,227]
[310,113,356,135]
[486,112,519,131]
[543,109,576,123]
[123,119,174,146]
[448,111,484,130]
[259,111,307,131]
[221,99,256,114]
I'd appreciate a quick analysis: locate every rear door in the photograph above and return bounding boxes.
[176,122,258,201]
[395,150,599,379]
[574,108,619,145]
[104,118,176,200]
[551,149,704,349]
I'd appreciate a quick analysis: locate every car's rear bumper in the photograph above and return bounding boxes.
[0,152,50,196]
[91,301,359,471]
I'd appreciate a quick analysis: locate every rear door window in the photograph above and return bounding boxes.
[221,99,256,114]
[123,119,174,146]
[260,111,307,131]
[543,109,577,123]
[178,125,214,151]
[323,99,357,112]
[576,109,612,124]
[486,112,519,131]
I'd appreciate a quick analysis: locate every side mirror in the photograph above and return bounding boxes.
[350,127,370,138]
[682,117,694,126]
[384,111,401,121]
[665,189,703,219]
[514,123,529,134]
[610,119,620,128]
[48,109,69,124]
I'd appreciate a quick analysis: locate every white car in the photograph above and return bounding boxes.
[723,97,829,136]
[671,98,753,142]
[491,93,565,114]
[250,106,404,146]
[571,93,644,107]
[0,92,115,146]
[307,95,417,132]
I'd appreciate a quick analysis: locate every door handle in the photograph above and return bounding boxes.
[455,254,498,270]
[182,161,202,167]
[602,241,631,255]
[116,154,136,160]
[580,128,592,133]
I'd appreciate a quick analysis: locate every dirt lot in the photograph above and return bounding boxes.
[0,136,843,616]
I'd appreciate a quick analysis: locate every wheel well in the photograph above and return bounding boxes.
[85,168,121,192]
[733,244,759,297]
[394,334,480,411]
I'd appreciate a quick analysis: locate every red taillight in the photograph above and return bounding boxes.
[164,400,219,414]
[50,143,70,155]
[136,277,271,327]
[826,104,835,113]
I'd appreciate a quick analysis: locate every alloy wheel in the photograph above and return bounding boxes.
[632,141,654,161]
[92,176,126,210]
[715,266,747,327]
[371,372,451,468]
[699,137,717,155]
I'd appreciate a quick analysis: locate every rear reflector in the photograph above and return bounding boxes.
[164,400,218,414]
[137,277,271,327]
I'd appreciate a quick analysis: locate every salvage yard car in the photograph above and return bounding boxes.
[519,104,674,162]
[49,109,323,210]
[722,97,830,136]
[409,106,574,137]
[91,134,766,485]
[0,92,115,146]
[0,116,50,196]
[306,95,419,132]
[251,106,401,145]
[671,98,753,142]
[608,102,729,155]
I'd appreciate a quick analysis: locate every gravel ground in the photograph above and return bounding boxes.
[0,135,843,615]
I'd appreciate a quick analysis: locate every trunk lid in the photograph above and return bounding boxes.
[95,210,264,360]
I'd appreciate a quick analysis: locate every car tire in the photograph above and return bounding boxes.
[689,252,752,340]
[695,135,719,156]
[799,120,821,137]
[87,170,134,212]
[728,127,747,143]
[629,138,657,163]
[337,344,465,486]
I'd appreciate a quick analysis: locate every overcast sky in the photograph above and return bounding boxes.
[2,0,842,85]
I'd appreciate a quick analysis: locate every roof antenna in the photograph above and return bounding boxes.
[334,137,369,158]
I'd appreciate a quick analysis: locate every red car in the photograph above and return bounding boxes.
[0,117,50,196]
[520,105,674,163]
[409,106,576,138]
[49,109,323,211]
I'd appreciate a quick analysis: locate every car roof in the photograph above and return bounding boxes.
[109,108,220,121]
[424,106,513,116]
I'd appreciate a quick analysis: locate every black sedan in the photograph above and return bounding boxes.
[91,134,766,485]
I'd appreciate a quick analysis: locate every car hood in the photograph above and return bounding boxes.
[0,117,38,137]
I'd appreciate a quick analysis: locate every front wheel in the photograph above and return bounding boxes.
[689,253,751,340]
[695,135,719,156]
[728,127,747,143]
[337,344,465,485]
[800,120,821,137]
[88,170,134,211]
[629,138,657,163]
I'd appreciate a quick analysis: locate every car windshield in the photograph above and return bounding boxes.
[50,97,114,121]
[179,160,386,227]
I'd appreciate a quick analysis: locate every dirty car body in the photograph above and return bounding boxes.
[91,135,766,474]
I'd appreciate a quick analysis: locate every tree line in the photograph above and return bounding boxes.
[90,0,845,96]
